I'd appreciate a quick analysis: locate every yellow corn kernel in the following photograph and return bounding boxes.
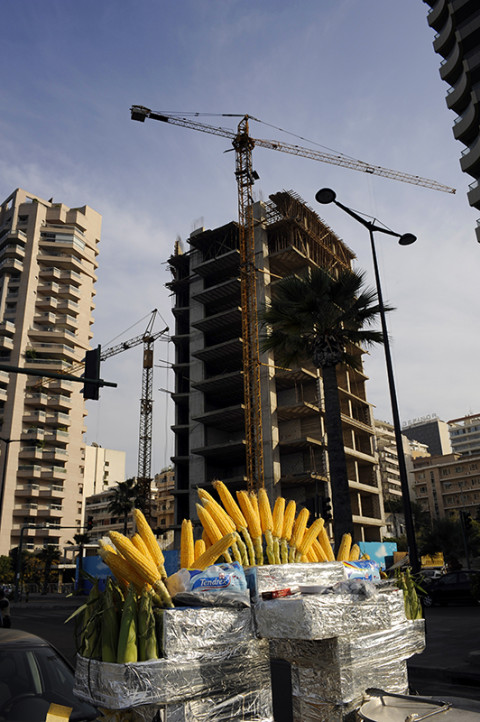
[194,538,206,561]
[205,500,235,535]
[180,519,195,569]
[199,489,236,530]
[109,531,173,607]
[318,526,336,562]
[258,488,273,533]
[134,508,166,578]
[202,529,212,549]
[297,517,325,559]
[213,480,247,530]
[132,533,156,566]
[236,490,262,539]
[196,504,232,562]
[272,497,286,539]
[290,508,310,549]
[311,538,328,563]
[99,547,149,594]
[336,533,352,562]
[349,543,361,561]
[190,532,235,571]
[306,547,317,562]
[282,500,296,541]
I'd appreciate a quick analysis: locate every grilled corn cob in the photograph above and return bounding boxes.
[296,517,325,561]
[194,538,206,561]
[204,500,244,564]
[318,525,336,562]
[349,543,361,561]
[272,497,285,564]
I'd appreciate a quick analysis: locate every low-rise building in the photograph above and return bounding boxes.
[413,452,480,520]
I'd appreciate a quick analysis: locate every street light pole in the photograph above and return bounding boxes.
[315,188,420,574]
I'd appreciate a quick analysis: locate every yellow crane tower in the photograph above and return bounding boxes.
[130,107,455,492]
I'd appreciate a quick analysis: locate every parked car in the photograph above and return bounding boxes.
[0,628,98,721]
[422,569,480,607]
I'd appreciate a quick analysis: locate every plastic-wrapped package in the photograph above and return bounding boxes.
[255,588,406,640]
[74,639,270,710]
[162,606,254,658]
[245,562,346,600]
[270,620,423,705]
[291,695,359,722]
[163,688,274,722]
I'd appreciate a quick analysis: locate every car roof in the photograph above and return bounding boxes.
[0,628,51,647]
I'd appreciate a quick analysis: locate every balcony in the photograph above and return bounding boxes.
[37,281,61,296]
[39,267,62,281]
[23,409,46,424]
[453,97,480,145]
[18,464,43,478]
[58,284,81,301]
[440,43,463,84]
[427,0,448,32]
[35,295,58,311]
[15,483,40,497]
[446,70,470,114]
[433,14,455,57]
[33,311,56,326]
[460,134,480,176]
[467,179,480,208]
[0,257,23,274]
[0,336,13,351]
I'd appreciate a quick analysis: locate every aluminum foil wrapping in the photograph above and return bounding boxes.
[74,639,270,710]
[162,607,254,658]
[163,688,274,722]
[246,562,346,600]
[255,588,407,640]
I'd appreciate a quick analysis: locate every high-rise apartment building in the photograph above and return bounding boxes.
[84,444,126,497]
[374,419,402,503]
[413,451,480,520]
[424,0,480,241]
[0,188,100,556]
[168,191,384,542]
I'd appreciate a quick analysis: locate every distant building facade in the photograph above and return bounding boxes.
[402,416,452,456]
[413,452,480,520]
[84,444,126,497]
[448,413,480,456]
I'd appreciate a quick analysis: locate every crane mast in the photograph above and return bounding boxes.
[130,106,455,495]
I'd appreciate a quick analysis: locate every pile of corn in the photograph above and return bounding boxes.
[77,577,162,663]
[180,481,365,569]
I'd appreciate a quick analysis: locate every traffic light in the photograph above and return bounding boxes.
[464,512,473,532]
[83,345,101,400]
[320,496,333,522]
[86,516,94,531]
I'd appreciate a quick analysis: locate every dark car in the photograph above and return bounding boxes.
[423,569,479,607]
[0,629,98,721]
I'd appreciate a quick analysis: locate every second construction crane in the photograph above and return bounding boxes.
[131,107,455,492]
[101,310,168,519]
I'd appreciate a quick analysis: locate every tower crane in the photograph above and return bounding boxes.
[100,309,168,519]
[130,107,455,493]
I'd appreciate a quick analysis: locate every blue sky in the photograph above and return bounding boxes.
[1,1,478,477]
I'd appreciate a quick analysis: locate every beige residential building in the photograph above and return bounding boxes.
[413,452,480,520]
[84,444,126,497]
[168,191,384,542]
[0,188,100,555]
[448,413,480,457]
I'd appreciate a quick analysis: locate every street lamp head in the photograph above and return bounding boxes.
[398,233,416,246]
[315,188,337,205]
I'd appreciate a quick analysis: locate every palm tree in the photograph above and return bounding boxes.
[107,477,139,534]
[37,545,60,595]
[260,266,386,551]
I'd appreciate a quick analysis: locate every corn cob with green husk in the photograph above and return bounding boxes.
[236,490,264,565]
[272,497,285,565]
[396,568,423,620]
[101,578,121,663]
[81,579,103,660]
[213,480,255,566]
[280,500,296,564]
[138,586,158,661]
[117,585,138,663]
[109,531,173,608]
[289,507,310,562]
[258,488,276,565]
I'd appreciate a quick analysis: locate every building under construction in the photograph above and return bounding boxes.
[168,190,384,542]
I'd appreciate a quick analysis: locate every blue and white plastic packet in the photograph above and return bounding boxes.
[167,562,250,607]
